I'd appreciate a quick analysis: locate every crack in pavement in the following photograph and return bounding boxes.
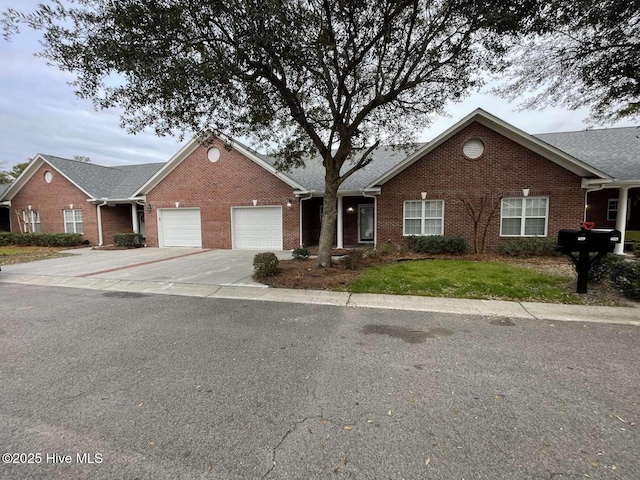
[262,415,323,480]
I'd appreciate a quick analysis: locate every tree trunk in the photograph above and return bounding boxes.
[317,178,340,267]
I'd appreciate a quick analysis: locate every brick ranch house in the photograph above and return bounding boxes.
[1,109,638,253]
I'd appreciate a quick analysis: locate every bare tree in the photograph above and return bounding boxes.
[460,193,502,254]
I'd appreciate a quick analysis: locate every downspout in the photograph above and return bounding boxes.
[298,192,313,247]
[96,201,107,246]
[362,190,378,246]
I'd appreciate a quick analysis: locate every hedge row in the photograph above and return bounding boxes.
[498,237,559,257]
[405,235,468,254]
[114,233,144,248]
[0,232,84,247]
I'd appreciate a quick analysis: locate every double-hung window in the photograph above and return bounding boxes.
[607,199,631,222]
[403,200,444,236]
[64,209,83,234]
[500,197,548,237]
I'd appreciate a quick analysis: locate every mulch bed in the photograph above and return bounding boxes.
[261,250,635,306]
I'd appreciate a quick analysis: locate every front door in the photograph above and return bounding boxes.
[358,204,374,243]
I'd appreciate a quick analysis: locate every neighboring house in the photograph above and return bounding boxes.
[0,155,163,245]
[0,109,638,253]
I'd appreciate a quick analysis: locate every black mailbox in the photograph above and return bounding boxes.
[558,228,621,253]
[557,227,621,293]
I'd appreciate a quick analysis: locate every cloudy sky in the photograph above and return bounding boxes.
[1,0,637,170]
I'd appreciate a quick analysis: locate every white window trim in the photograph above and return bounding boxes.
[607,198,631,222]
[500,197,549,237]
[64,209,83,234]
[403,199,445,236]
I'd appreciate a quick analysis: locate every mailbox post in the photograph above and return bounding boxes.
[557,226,621,294]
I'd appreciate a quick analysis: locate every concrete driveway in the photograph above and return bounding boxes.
[1,247,291,287]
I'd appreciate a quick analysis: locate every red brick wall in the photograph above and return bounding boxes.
[102,204,134,244]
[10,162,99,244]
[145,139,299,249]
[377,122,586,250]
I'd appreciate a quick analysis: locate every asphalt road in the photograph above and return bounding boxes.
[0,284,638,479]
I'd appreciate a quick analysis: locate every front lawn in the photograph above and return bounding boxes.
[348,259,579,303]
[0,246,74,265]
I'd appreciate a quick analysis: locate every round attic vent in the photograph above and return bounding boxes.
[463,139,484,159]
[207,147,221,162]
[44,171,53,183]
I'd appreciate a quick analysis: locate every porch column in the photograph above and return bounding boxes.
[131,203,140,234]
[337,196,344,249]
[613,187,629,255]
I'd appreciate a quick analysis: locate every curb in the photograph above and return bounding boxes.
[0,273,638,327]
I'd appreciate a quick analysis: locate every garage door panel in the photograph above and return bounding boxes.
[233,207,282,250]
[159,208,202,247]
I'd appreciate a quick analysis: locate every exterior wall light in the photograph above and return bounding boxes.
[147,204,152,212]
[347,206,355,213]
[286,199,292,208]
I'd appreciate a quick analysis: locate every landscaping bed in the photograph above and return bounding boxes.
[260,249,634,306]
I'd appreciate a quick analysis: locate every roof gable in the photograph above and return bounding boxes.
[2,154,165,201]
[367,109,612,188]
[134,135,307,195]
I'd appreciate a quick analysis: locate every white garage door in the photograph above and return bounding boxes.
[232,207,283,250]
[158,208,202,247]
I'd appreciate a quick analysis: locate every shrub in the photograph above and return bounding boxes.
[291,247,310,260]
[366,242,396,258]
[607,258,640,301]
[340,249,365,270]
[499,237,559,257]
[0,232,83,247]
[253,252,279,278]
[114,233,144,248]
[405,235,468,255]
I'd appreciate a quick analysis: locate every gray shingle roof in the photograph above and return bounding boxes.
[534,127,640,180]
[259,144,426,192]
[30,123,640,200]
[41,155,164,199]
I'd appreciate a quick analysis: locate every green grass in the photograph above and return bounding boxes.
[348,259,579,303]
[626,231,640,242]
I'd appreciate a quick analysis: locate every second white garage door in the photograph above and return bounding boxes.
[232,206,283,250]
[158,208,202,247]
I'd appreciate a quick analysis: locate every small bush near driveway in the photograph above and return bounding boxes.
[291,247,310,260]
[253,252,279,278]
[114,233,144,248]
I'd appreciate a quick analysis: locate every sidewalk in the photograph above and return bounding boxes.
[1,272,638,327]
